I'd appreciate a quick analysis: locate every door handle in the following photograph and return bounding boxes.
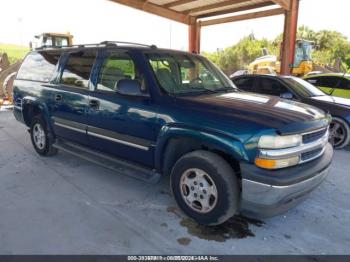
[55,94,63,102]
[89,99,100,109]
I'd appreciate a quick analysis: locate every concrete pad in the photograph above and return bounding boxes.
[0,111,349,254]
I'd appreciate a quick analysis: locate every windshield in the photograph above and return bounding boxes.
[147,52,236,95]
[284,77,326,97]
[55,37,69,47]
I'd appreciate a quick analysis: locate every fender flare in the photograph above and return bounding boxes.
[21,96,53,133]
[154,124,249,172]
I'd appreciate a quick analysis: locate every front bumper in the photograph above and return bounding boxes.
[240,142,333,218]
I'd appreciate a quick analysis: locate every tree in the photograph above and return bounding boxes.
[203,34,276,74]
[203,26,350,74]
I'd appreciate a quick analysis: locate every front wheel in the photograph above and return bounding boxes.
[30,116,57,156]
[329,117,350,149]
[171,150,240,226]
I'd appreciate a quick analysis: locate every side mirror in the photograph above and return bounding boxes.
[115,79,146,97]
[280,92,293,99]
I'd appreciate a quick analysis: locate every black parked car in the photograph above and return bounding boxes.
[232,74,350,149]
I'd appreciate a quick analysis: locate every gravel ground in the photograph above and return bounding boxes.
[0,110,349,254]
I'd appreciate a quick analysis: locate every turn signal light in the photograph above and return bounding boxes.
[255,156,300,169]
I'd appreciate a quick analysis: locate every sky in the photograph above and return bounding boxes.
[0,0,349,52]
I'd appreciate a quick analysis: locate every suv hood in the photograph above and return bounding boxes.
[177,92,327,134]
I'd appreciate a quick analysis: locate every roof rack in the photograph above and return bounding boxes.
[36,43,104,50]
[36,41,157,50]
[100,41,157,49]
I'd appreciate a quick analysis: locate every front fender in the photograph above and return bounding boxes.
[154,125,249,171]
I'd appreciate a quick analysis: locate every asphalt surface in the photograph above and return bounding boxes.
[0,110,349,254]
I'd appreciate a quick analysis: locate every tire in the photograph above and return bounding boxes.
[329,117,350,149]
[170,150,239,226]
[30,116,57,156]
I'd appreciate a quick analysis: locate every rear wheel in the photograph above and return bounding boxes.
[30,116,57,156]
[329,117,350,149]
[171,150,239,226]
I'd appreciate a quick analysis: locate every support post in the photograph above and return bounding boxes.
[189,20,201,53]
[280,0,299,75]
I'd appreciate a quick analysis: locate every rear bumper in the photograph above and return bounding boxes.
[240,143,333,218]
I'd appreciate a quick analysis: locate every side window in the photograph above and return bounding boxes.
[317,76,339,88]
[180,67,191,84]
[338,78,350,90]
[97,52,137,92]
[16,52,60,82]
[255,78,289,97]
[55,37,68,47]
[233,77,254,91]
[60,51,96,89]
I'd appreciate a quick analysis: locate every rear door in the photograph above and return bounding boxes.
[51,50,97,144]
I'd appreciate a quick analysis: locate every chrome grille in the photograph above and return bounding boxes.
[302,128,327,144]
[301,148,323,162]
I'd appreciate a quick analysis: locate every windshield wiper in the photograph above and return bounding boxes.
[175,87,236,96]
[217,87,237,92]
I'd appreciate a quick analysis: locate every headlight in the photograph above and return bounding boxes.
[255,156,300,169]
[258,134,302,149]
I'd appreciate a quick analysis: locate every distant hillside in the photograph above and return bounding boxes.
[0,43,29,64]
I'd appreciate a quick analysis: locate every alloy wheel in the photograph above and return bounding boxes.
[32,123,46,150]
[329,120,347,148]
[179,168,218,214]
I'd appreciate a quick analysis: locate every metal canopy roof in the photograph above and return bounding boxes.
[107,0,297,76]
[108,0,291,26]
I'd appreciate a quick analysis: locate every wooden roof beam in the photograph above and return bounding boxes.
[271,0,290,10]
[163,0,196,9]
[200,7,284,26]
[185,0,253,15]
[197,1,275,18]
[107,0,193,24]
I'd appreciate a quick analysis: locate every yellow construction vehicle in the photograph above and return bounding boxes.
[248,39,314,76]
[30,32,73,50]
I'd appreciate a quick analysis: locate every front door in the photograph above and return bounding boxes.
[86,50,158,167]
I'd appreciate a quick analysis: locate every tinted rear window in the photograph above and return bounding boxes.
[338,78,350,90]
[16,52,60,82]
[255,78,289,96]
[233,77,254,91]
[312,76,340,87]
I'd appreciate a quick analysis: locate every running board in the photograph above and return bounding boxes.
[53,139,161,184]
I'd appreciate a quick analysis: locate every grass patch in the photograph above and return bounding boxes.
[0,43,29,64]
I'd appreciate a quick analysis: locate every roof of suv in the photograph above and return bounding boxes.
[35,41,201,57]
